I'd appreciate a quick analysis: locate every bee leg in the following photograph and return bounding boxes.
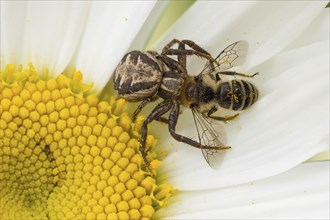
[207,107,239,123]
[208,114,240,123]
[218,71,259,78]
[133,96,158,122]
[140,101,172,165]
[206,106,218,116]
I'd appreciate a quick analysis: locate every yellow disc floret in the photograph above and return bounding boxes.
[0,63,173,219]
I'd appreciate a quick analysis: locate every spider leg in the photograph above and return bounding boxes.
[133,96,158,121]
[161,39,217,71]
[158,55,187,77]
[161,39,182,54]
[156,117,169,124]
[178,41,187,70]
[162,49,215,64]
[168,101,228,150]
[162,39,214,63]
[140,100,172,164]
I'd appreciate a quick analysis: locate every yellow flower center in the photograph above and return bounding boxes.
[0,63,173,219]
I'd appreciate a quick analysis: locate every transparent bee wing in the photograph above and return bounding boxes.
[201,41,249,76]
[191,108,229,169]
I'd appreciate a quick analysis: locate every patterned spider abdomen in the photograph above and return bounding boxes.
[113,50,164,101]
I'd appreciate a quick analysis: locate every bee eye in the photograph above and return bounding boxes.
[186,83,198,101]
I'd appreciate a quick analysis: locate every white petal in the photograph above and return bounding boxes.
[129,1,169,50]
[156,41,329,190]
[0,1,90,75]
[152,1,326,72]
[308,149,330,162]
[156,162,330,219]
[284,8,329,51]
[72,1,156,92]
[150,1,329,190]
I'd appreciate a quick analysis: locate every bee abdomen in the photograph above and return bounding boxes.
[241,80,258,110]
[113,51,163,101]
[217,80,258,111]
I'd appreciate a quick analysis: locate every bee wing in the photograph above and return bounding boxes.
[191,108,228,169]
[201,41,249,75]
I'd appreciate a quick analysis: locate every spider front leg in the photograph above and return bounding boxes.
[156,117,169,124]
[178,41,187,70]
[168,101,229,150]
[162,39,214,64]
[161,39,186,68]
[162,48,216,65]
[133,96,158,122]
[140,100,172,165]
[161,39,182,54]
[158,55,187,77]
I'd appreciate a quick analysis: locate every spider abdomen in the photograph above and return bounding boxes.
[113,50,164,101]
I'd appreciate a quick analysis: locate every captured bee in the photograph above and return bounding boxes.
[113,39,259,168]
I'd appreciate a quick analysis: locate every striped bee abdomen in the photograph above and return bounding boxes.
[217,80,258,111]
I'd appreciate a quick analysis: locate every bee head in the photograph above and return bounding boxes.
[186,82,198,101]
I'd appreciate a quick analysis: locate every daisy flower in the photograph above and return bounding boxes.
[1,1,329,219]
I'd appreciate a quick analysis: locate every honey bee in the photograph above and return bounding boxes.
[113,39,259,168]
